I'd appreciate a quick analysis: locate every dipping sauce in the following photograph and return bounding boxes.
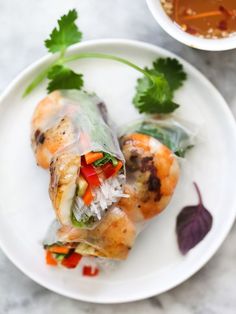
[161,0,236,38]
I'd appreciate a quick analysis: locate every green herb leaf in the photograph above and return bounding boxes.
[47,64,84,93]
[153,58,187,92]
[138,126,173,149]
[71,211,95,228]
[55,253,67,261]
[23,7,187,110]
[93,152,118,167]
[138,121,193,157]
[133,57,186,114]
[133,73,179,114]
[45,9,82,54]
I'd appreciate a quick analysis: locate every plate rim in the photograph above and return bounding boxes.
[0,38,236,303]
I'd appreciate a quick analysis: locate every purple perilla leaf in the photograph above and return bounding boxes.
[176,182,213,254]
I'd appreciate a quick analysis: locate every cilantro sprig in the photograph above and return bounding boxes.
[133,58,186,113]
[23,9,187,114]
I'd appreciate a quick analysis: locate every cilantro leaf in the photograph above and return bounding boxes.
[133,73,179,114]
[47,65,83,93]
[133,57,186,114]
[153,58,187,92]
[45,9,82,54]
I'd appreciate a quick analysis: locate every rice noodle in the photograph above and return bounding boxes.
[73,174,129,222]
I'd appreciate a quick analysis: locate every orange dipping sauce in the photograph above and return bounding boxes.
[161,0,236,38]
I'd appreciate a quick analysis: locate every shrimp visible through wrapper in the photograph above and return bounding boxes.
[49,151,81,226]
[57,207,136,260]
[118,133,180,222]
[31,91,126,229]
[31,91,75,169]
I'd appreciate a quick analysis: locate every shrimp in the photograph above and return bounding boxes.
[49,151,81,226]
[57,207,136,260]
[31,91,75,169]
[118,133,180,222]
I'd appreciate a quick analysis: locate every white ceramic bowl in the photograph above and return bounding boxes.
[146,0,236,51]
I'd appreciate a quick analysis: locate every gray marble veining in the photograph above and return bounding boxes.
[0,0,236,313]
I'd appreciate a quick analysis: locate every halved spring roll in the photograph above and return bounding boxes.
[44,207,136,263]
[31,90,126,228]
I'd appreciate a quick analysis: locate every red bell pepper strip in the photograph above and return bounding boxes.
[82,265,99,277]
[102,161,123,179]
[101,162,116,179]
[46,250,57,266]
[61,252,82,269]
[81,162,100,187]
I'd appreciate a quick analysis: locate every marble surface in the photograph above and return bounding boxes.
[0,0,236,313]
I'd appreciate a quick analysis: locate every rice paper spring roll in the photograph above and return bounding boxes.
[44,207,136,263]
[31,90,126,228]
[117,119,195,222]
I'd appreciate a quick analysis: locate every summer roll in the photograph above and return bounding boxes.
[31,90,126,228]
[42,119,190,265]
[117,119,188,222]
[44,207,136,263]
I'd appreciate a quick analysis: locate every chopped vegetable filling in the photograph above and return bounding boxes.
[83,265,99,277]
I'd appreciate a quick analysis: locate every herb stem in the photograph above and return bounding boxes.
[62,52,150,78]
[60,50,65,59]
[23,58,60,97]
[193,182,203,205]
[23,52,153,97]
[23,67,50,97]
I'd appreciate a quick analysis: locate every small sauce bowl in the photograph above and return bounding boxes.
[146,0,236,51]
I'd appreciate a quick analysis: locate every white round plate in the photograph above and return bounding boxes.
[0,39,236,303]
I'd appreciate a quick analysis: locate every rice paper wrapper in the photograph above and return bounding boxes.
[43,205,136,261]
[43,220,61,247]
[45,90,124,160]
[118,117,198,158]
[116,117,198,223]
[42,117,199,266]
